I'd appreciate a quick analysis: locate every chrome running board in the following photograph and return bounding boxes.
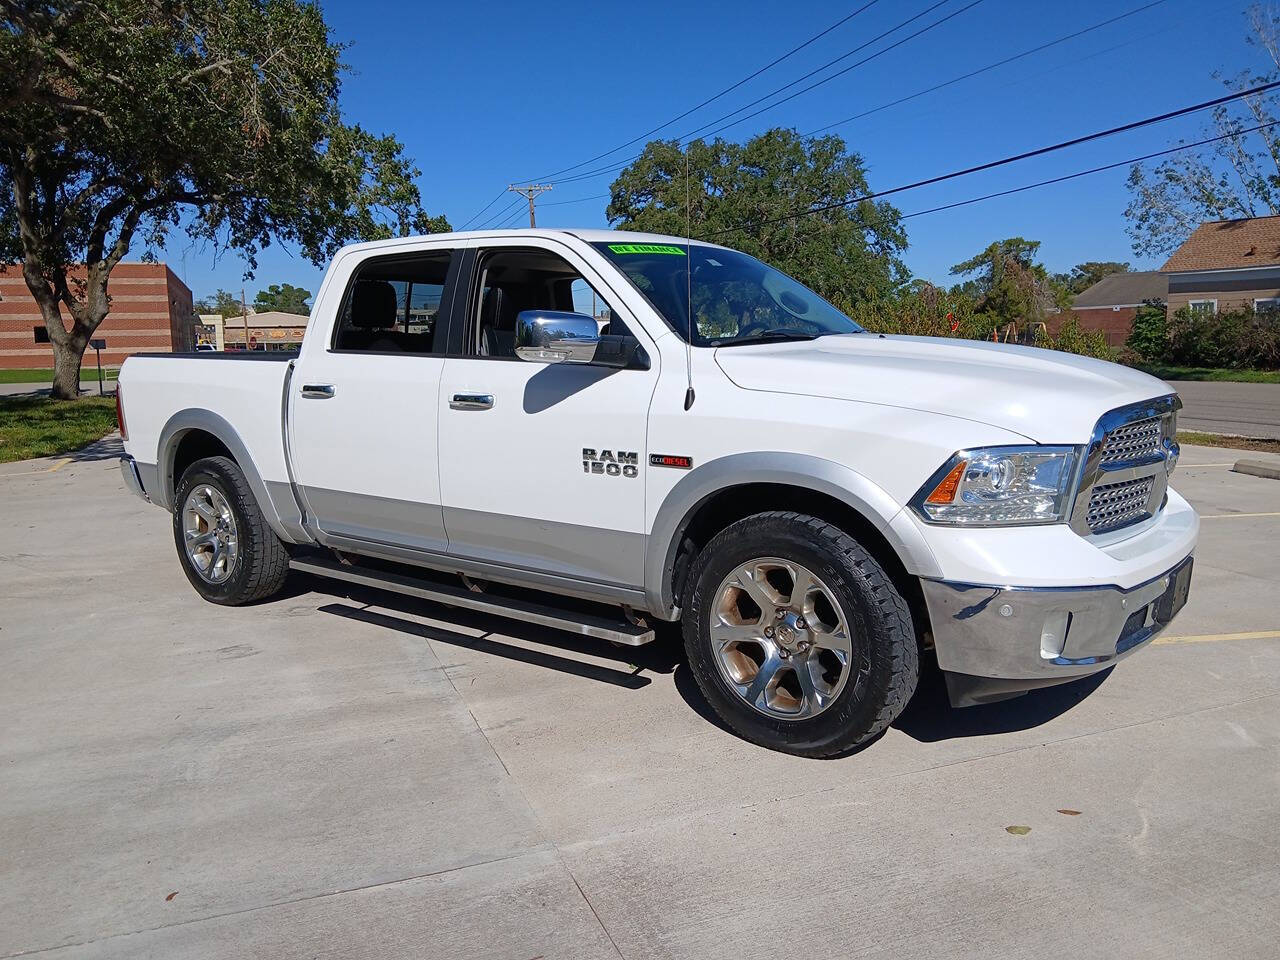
[290,556,655,646]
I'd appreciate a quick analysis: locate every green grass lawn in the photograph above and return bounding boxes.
[0,395,119,463]
[1138,365,1280,384]
[0,367,119,384]
[1178,430,1280,455]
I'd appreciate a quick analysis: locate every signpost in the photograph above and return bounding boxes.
[89,338,106,396]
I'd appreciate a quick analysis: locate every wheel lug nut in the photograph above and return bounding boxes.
[775,609,785,619]
[764,626,774,637]
[796,618,806,629]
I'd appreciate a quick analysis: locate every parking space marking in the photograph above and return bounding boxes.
[1198,512,1280,519]
[45,458,70,472]
[1155,630,1280,646]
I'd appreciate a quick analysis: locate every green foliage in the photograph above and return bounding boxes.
[950,238,1066,330]
[1164,305,1280,369]
[1035,314,1115,361]
[607,129,909,306]
[1124,300,1171,364]
[843,282,985,339]
[1056,261,1130,295]
[194,290,245,320]
[0,0,447,397]
[253,283,312,315]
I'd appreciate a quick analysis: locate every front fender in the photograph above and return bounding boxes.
[643,452,942,618]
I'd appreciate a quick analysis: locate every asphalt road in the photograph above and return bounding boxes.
[2,442,1279,959]
[1167,380,1280,439]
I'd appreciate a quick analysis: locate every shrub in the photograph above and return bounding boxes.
[1125,301,1170,364]
[1164,306,1280,370]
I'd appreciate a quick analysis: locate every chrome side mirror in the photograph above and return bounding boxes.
[514,310,600,364]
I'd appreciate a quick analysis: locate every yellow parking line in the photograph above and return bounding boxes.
[44,458,70,473]
[1155,630,1280,645]
[1198,512,1280,519]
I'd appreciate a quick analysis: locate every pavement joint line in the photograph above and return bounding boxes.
[1197,512,1280,519]
[421,628,628,959]
[1154,629,1280,645]
[0,849,546,959]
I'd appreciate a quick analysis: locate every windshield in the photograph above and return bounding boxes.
[592,241,863,346]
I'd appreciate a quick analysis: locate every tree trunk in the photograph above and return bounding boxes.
[50,333,89,400]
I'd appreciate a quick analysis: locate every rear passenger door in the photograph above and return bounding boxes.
[289,245,460,553]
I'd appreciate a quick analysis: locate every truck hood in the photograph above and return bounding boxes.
[714,334,1173,442]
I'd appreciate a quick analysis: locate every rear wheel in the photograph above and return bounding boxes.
[172,455,289,605]
[682,511,918,757]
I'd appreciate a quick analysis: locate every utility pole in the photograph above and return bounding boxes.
[507,183,552,227]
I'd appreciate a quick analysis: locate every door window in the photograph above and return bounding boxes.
[333,250,453,354]
[469,248,627,358]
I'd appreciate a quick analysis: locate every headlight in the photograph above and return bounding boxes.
[913,446,1080,526]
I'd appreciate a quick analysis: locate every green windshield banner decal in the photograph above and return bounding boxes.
[607,243,686,255]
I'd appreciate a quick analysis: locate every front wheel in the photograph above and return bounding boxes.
[682,511,918,757]
[172,455,290,605]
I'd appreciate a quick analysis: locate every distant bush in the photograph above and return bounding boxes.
[1124,300,1170,364]
[1164,306,1280,370]
[1033,314,1116,361]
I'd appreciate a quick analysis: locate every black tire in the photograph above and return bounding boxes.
[172,455,290,605]
[681,511,918,757]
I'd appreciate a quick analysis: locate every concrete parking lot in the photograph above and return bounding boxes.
[2,440,1278,959]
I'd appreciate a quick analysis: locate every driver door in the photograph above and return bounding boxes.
[436,240,658,594]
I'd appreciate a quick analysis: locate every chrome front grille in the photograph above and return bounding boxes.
[1086,476,1156,533]
[1070,396,1179,537]
[1099,416,1163,466]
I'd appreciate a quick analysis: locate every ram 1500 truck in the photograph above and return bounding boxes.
[117,229,1197,756]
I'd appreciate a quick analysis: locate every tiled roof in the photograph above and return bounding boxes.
[1072,271,1167,308]
[1161,216,1280,272]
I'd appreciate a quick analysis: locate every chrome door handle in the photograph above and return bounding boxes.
[450,393,494,411]
[301,384,335,399]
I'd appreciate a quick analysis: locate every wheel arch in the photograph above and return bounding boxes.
[644,453,941,622]
[156,409,296,542]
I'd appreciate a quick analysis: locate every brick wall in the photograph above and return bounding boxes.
[0,263,195,369]
[1068,306,1139,346]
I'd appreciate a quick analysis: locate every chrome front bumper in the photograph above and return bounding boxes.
[922,555,1194,703]
[119,456,149,502]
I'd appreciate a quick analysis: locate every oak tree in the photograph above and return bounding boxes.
[1,0,447,398]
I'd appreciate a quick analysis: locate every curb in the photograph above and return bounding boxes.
[1233,459,1280,481]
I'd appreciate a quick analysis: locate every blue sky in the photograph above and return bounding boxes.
[175,0,1261,304]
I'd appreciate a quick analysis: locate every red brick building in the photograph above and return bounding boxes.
[0,262,196,370]
[1068,271,1168,347]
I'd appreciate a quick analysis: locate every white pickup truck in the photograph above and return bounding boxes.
[117,229,1197,756]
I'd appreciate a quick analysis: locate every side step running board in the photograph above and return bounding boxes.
[290,556,655,646]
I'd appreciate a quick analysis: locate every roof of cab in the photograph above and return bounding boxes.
[333,227,724,257]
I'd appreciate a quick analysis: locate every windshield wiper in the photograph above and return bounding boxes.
[710,331,820,348]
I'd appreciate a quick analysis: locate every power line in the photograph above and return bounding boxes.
[527,1,884,183]
[898,118,1280,221]
[548,0,980,187]
[457,189,507,230]
[701,79,1280,238]
[804,0,1167,137]
[473,196,525,230]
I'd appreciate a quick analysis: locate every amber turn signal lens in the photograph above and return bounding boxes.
[925,460,966,505]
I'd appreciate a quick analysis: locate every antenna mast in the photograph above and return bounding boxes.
[507,183,552,227]
[683,151,695,410]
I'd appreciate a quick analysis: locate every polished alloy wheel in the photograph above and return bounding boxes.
[182,484,239,584]
[710,557,854,720]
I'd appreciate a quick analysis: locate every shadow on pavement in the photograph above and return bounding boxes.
[892,661,1112,742]
[298,573,683,689]
[67,434,124,462]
